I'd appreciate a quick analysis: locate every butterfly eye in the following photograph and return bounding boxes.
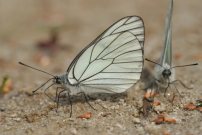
[162,69,171,78]
[54,77,61,84]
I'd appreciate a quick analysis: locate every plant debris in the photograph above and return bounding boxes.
[142,97,153,116]
[144,89,156,99]
[153,101,161,106]
[153,114,176,124]
[196,99,202,107]
[77,112,92,119]
[184,101,202,112]
[0,75,13,95]
[141,89,160,116]
[184,102,196,110]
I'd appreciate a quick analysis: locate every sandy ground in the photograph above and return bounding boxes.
[0,0,202,135]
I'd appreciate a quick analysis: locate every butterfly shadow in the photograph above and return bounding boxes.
[140,68,156,91]
[45,88,128,117]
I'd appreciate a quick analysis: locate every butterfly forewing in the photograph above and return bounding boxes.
[100,16,144,47]
[67,16,144,93]
[155,0,175,81]
[160,0,173,67]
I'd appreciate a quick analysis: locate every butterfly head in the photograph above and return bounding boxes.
[54,74,67,85]
[162,69,171,79]
[54,76,61,84]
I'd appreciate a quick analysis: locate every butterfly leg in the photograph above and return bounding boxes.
[56,88,73,117]
[154,78,164,94]
[171,80,193,89]
[172,83,182,98]
[163,83,170,97]
[172,84,182,104]
[77,92,97,111]
[55,87,63,102]
[44,83,55,102]
[95,99,107,110]
[83,92,97,111]
[67,92,73,117]
[56,89,66,112]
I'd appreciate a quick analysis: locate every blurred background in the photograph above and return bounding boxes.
[0,0,201,94]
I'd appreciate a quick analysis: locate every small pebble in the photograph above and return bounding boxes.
[119,99,125,103]
[68,118,76,122]
[95,99,102,103]
[13,117,21,122]
[116,123,126,130]
[98,112,112,117]
[70,128,77,135]
[155,103,166,112]
[0,108,5,112]
[10,113,17,118]
[133,117,141,124]
[111,105,119,110]
[98,112,104,117]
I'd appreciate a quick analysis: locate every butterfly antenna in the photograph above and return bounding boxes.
[32,78,54,93]
[171,63,198,69]
[145,58,163,67]
[43,83,56,101]
[19,62,55,77]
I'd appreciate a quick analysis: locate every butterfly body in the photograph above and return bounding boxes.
[53,74,80,95]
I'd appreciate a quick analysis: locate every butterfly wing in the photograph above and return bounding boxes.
[67,16,144,93]
[155,0,175,81]
[160,0,173,67]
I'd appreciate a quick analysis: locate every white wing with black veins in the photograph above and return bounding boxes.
[67,16,144,93]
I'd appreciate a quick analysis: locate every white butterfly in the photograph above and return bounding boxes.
[20,16,145,115]
[66,16,144,94]
[146,0,198,95]
[154,0,174,89]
